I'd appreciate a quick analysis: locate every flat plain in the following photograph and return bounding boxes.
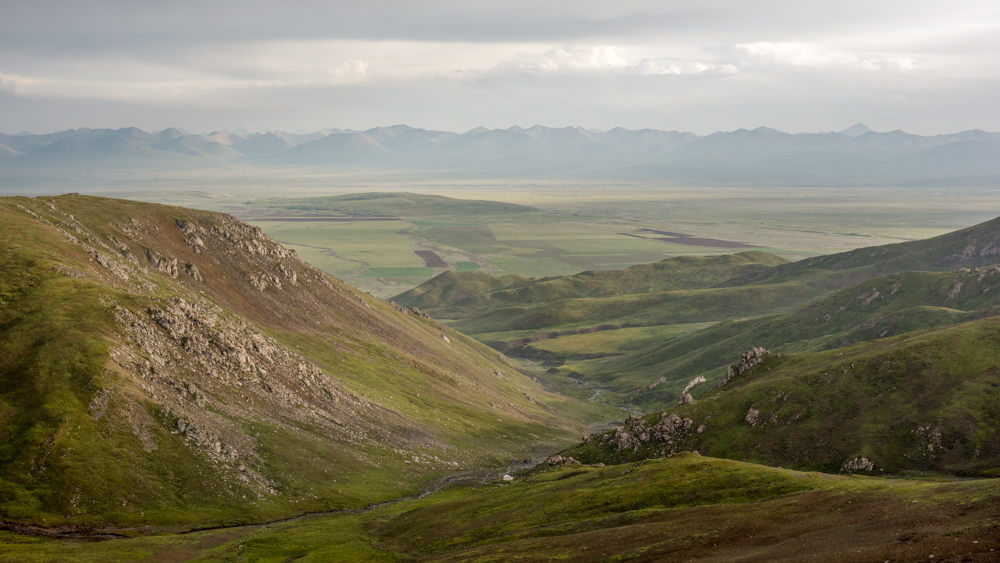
[84,182,1000,298]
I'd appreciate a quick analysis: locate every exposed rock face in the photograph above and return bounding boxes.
[947,282,963,300]
[676,375,706,405]
[147,250,179,278]
[858,288,881,306]
[186,262,204,281]
[2,195,561,526]
[718,347,771,388]
[599,412,695,454]
[841,456,875,473]
[545,455,580,466]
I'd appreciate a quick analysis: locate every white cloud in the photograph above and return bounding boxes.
[0,70,17,94]
[489,47,739,78]
[734,42,922,71]
[633,58,682,75]
[632,58,738,76]
[493,46,630,74]
[325,60,368,83]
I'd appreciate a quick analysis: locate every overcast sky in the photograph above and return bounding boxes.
[2,0,999,135]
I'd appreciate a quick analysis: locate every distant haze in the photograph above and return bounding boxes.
[2,123,999,187]
[1,1,999,135]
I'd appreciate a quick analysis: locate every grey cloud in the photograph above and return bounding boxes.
[0,71,16,94]
[1,1,998,135]
[3,0,996,52]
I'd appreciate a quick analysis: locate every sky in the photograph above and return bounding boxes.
[1,0,999,135]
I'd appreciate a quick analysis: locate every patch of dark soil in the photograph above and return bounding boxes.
[414,250,448,268]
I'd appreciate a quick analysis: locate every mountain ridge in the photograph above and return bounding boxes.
[3,124,999,184]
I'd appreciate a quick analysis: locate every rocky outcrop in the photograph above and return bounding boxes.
[676,376,706,405]
[545,455,580,466]
[946,282,962,300]
[600,412,695,454]
[718,347,771,388]
[841,456,875,473]
[147,250,179,278]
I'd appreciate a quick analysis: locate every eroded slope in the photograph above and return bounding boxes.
[0,194,592,531]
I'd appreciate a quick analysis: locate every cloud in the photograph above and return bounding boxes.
[633,59,682,75]
[632,58,738,76]
[734,42,920,71]
[489,47,739,78]
[325,60,368,83]
[0,70,17,94]
[493,46,630,74]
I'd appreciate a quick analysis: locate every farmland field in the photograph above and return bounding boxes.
[104,183,1000,297]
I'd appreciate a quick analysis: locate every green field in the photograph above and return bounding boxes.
[103,185,1000,298]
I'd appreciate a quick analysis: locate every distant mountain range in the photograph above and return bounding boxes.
[2,123,999,185]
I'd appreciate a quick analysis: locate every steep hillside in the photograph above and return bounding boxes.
[0,195,597,532]
[565,315,1000,476]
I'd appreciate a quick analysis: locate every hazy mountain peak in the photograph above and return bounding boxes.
[840,123,873,137]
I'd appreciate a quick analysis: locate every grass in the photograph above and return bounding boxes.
[455,261,480,272]
[523,323,717,357]
[5,454,1000,562]
[230,187,950,299]
[562,313,1000,476]
[0,195,613,532]
[396,210,1000,411]
[591,269,1000,402]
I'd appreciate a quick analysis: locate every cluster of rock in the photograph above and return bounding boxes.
[675,375,706,405]
[8,197,531,512]
[717,347,771,388]
[840,456,875,473]
[545,455,580,466]
[388,302,432,318]
[600,412,695,454]
[107,291,384,470]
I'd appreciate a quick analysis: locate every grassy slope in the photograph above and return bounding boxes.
[601,268,1000,407]
[564,314,1000,476]
[395,251,787,320]
[0,195,610,532]
[5,455,1000,562]
[396,213,1000,412]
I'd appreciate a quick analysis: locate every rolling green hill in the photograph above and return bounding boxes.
[396,214,1000,412]
[597,267,1000,408]
[5,454,999,561]
[0,195,604,533]
[563,313,1000,476]
[396,251,787,319]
